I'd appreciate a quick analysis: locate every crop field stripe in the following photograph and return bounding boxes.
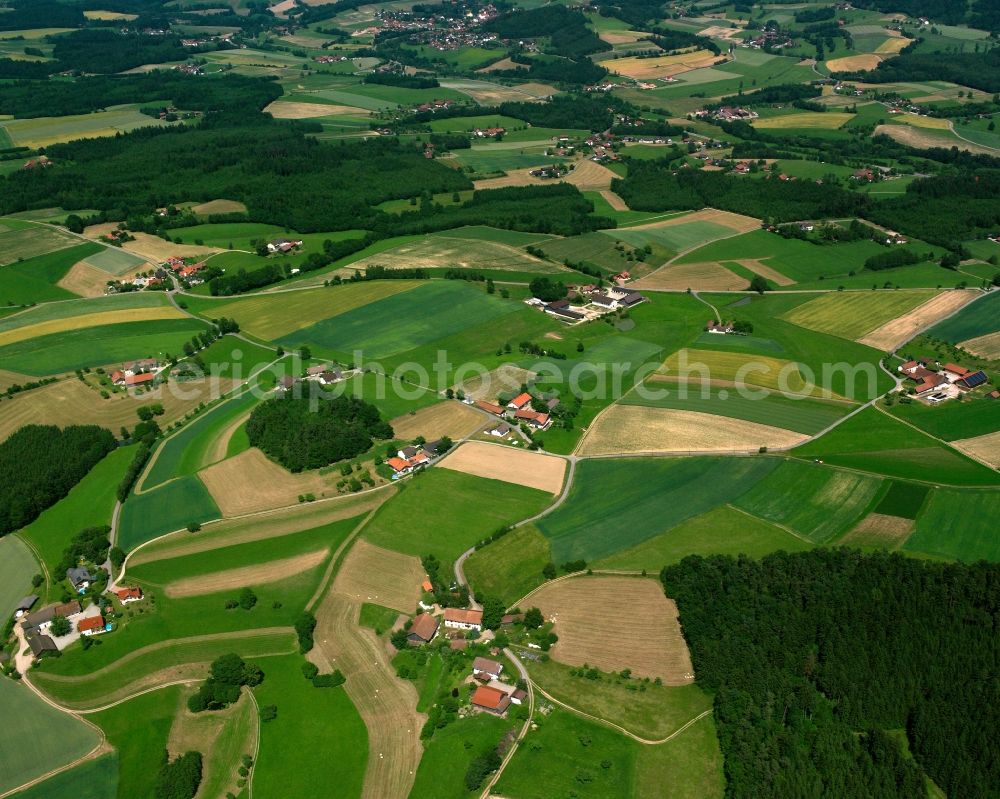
[904,488,1000,562]
[927,290,1000,343]
[780,291,934,340]
[0,306,187,348]
[0,291,172,335]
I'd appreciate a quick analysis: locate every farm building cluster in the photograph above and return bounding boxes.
[898,358,989,402]
[387,440,451,477]
[526,284,647,324]
[110,358,162,389]
[474,391,556,432]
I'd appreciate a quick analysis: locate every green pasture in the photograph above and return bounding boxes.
[927,291,1000,343]
[539,231,656,274]
[904,488,1000,562]
[252,654,367,799]
[0,105,174,149]
[9,753,118,799]
[636,715,725,799]
[426,114,524,133]
[170,221,287,250]
[0,679,102,796]
[0,318,209,375]
[886,396,1000,441]
[610,220,739,254]
[358,602,400,633]
[495,708,635,799]
[594,504,811,572]
[17,447,131,588]
[623,383,853,434]
[363,470,552,574]
[410,713,514,799]
[781,290,935,340]
[403,43,506,70]
[336,370,442,420]
[82,246,147,276]
[450,147,565,173]
[278,281,522,360]
[90,686,179,799]
[0,218,81,267]
[0,534,37,618]
[118,474,221,551]
[0,291,172,335]
[537,457,780,564]
[464,524,552,606]
[526,657,713,741]
[181,336,275,380]
[732,459,883,543]
[0,242,102,304]
[142,392,259,489]
[874,481,930,519]
[793,407,1000,486]
[427,226,557,247]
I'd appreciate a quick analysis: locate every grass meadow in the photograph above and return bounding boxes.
[594,505,812,572]
[927,290,1000,343]
[0,679,101,796]
[886,396,1000,441]
[732,459,883,544]
[0,219,80,266]
[252,654,367,799]
[904,488,1000,562]
[118,474,221,551]
[0,242,102,305]
[9,753,118,799]
[536,457,780,563]
[0,105,174,148]
[363,469,552,573]
[17,447,131,589]
[635,715,725,799]
[781,291,935,340]
[793,407,1000,486]
[0,291,173,334]
[463,524,552,605]
[0,535,38,618]
[874,481,930,519]
[409,713,514,799]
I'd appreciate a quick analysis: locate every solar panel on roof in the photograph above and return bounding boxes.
[962,371,988,388]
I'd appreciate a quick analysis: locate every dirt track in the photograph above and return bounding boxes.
[311,592,425,799]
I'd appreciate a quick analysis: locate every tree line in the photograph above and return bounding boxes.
[661,549,1000,799]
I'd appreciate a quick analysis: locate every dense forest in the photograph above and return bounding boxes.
[483,5,609,59]
[662,550,1000,799]
[0,73,282,119]
[52,29,203,75]
[498,93,630,132]
[0,425,116,535]
[843,47,1000,93]
[246,396,393,472]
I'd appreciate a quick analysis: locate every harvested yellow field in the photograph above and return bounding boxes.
[874,124,998,155]
[600,30,647,45]
[599,189,629,211]
[840,513,914,547]
[83,10,137,19]
[698,25,744,41]
[563,159,619,191]
[530,576,694,682]
[163,549,328,598]
[0,306,185,348]
[348,236,558,274]
[858,291,976,351]
[455,364,536,401]
[951,431,1000,469]
[754,111,854,130]
[198,448,339,516]
[734,259,795,286]
[628,207,760,234]
[191,199,247,215]
[129,489,393,566]
[891,113,952,130]
[121,231,221,262]
[0,368,33,392]
[265,100,370,118]
[634,261,745,291]
[389,400,485,442]
[209,281,421,341]
[332,539,424,613]
[58,259,145,297]
[438,440,566,494]
[661,349,817,394]
[827,54,883,72]
[875,37,911,54]
[959,330,1000,360]
[610,49,720,79]
[576,405,808,455]
[0,375,237,442]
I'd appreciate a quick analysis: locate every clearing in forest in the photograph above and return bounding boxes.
[163,549,328,597]
[389,400,485,442]
[858,291,976,351]
[528,575,694,682]
[438,441,566,494]
[332,539,424,614]
[577,405,809,455]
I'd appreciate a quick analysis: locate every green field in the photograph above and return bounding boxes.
[451,146,566,173]
[278,281,522,359]
[118,475,221,551]
[874,481,930,519]
[0,534,38,618]
[427,225,556,247]
[0,219,81,267]
[464,524,552,606]
[594,505,812,572]
[495,709,636,799]
[794,407,1000,486]
[0,291,174,335]
[539,231,659,274]
[0,679,102,796]
[537,457,780,564]
[609,220,740,255]
[409,713,514,799]
[635,715,725,799]
[180,336,276,380]
[89,686,179,799]
[623,383,853,435]
[903,488,1000,562]
[17,447,131,587]
[81,246,148,276]
[252,654,367,799]
[363,470,552,573]
[0,106,175,148]
[9,753,118,799]
[781,291,935,340]
[927,291,1000,343]
[732,459,883,543]
[0,319,208,376]
[0,242,102,305]
[886,397,1000,441]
